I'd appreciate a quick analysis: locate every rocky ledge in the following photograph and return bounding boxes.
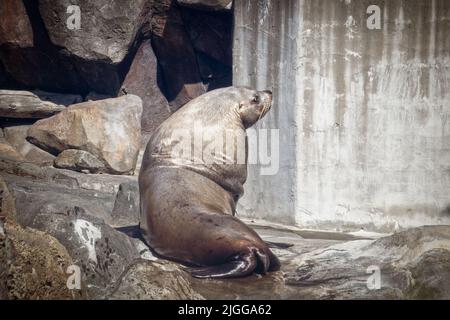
[1,156,450,299]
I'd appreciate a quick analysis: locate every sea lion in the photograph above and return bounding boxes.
[139,86,280,278]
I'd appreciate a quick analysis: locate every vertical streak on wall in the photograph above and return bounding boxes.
[233,0,450,232]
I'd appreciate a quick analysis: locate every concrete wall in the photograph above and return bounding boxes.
[233,0,450,232]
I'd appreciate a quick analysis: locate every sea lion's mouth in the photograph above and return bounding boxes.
[258,91,273,120]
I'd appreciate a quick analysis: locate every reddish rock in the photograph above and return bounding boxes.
[0,0,33,48]
[119,40,171,136]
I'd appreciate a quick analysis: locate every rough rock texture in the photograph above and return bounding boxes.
[54,149,106,174]
[38,0,147,64]
[0,0,33,48]
[3,125,55,165]
[29,213,140,298]
[177,0,232,11]
[119,40,171,135]
[0,137,25,162]
[2,221,84,299]
[151,0,206,110]
[108,260,204,300]
[283,226,450,299]
[27,95,143,175]
[0,90,66,119]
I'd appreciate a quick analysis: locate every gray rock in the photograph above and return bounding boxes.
[108,260,204,299]
[112,181,140,227]
[27,95,143,175]
[2,174,116,228]
[3,125,55,165]
[284,226,450,299]
[54,149,106,174]
[29,212,140,299]
[177,0,232,11]
[119,39,171,135]
[0,90,66,119]
[38,0,148,64]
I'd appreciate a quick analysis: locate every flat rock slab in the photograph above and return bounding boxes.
[54,149,106,174]
[0,90,66,119]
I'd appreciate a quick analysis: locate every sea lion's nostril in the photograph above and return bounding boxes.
[262,90,272,95]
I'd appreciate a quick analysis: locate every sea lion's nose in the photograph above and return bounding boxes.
[262,90,272,95]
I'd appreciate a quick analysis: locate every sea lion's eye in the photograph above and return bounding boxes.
[252,95,260,103]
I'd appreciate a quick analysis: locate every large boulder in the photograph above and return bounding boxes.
[119,40,171,136]
[38,0,148,64]
[0,137,25,162]
[0,90,66,119]
[3,125,55,165]
[27,95,143,175]
[151,0,206,110]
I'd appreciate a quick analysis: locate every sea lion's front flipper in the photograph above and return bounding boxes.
[186,250,258,279]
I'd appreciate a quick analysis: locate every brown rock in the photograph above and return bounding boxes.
[3,125,55,165]
[27,95,143,175]
[0,136,25,162]
[2,221,84,299]
[151,0,206,110]
[54,149,106,174]
[120,40,171,135]
[0,0,33,47]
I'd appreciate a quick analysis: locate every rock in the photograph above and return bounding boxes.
[0,176,16,220]
[119,40,171,135]
[29,213,140,298]
[0,177,83,299]
[111,181,140,227]
[177,0,233,11]
[38,0,147,64]
[32,90,83,106]
[27,95,143,175]
[3,125,55,165]
[284,226,450,299]
[0,90,66,119]
[0,159,137,195]
[2,221,84,299]
[181,7,232,67]
[0,0,33,48]
[54,149,106,174]
[151,0,206,110]
[2,174,116,228]
[108,260,204,299]
[0,137,25,162]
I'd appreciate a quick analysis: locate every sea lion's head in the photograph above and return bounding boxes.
[235,87,273,128]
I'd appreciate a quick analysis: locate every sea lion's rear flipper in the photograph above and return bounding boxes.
[186,248,268,279]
